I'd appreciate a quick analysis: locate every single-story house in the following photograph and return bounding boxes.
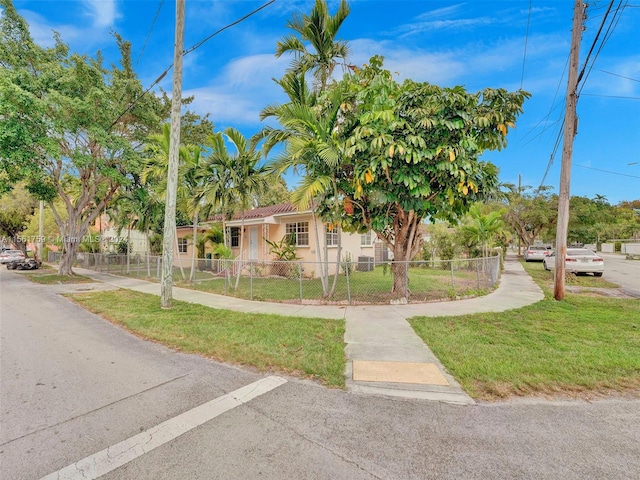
[223,203,391,277]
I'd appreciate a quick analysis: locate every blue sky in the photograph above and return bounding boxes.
[8,0,640,204]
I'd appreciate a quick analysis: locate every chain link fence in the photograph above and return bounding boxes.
[49,251,501,305]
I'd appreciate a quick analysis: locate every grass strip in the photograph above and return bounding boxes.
[25,273,95,284]
[409,261,640,401]
[67,289,346,388]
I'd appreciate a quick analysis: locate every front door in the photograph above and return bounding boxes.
[249,227,259,260]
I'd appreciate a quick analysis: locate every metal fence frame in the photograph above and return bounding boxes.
[49,251,502,305]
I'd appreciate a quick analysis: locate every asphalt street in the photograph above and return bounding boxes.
[1,267,639,480]
[600,253,640,298]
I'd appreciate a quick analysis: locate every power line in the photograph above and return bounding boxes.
[581,93,640,99]
[520,0,532,90]
[596,68,640,83]
[110,0,276,130]
[136,0,166,67]
[574,163,640,178]
[183,0,275,56]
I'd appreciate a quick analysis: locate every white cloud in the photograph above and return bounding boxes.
[82,0,119,29]
[181,54,290,127]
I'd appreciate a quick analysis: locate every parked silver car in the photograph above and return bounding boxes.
[523,245,553,262]
[0,249,25,264]
[543,248,604,276]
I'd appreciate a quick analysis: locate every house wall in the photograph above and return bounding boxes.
[101,225,148,254]
[228,215,379,277]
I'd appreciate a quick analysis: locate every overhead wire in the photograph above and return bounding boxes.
[537,0,630,190]
[136,0,166,67]
[109,0,277,130]
[574,163,640,178]
[520,0,532,90]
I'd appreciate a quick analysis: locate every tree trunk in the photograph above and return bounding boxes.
[390,261,408,298]
[234,215,245,289]
[311,206,329,295]
[328,227,342,298]
[59,238,81,275]
[190,212,198,283]
[126,227,131,274]
[146,231,151,277]
[387,208,423,301]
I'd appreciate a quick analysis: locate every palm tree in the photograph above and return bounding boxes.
[261,83,349,297]
[461,204,507,259]
[110,185,164,276]
[198,128,267,289]
[276,0,351,92]
[197,132,237,250]
[142,123,199,280]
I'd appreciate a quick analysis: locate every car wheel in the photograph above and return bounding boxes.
[594,272,603,277]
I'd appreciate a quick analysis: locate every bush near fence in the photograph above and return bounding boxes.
[48,252,501,305]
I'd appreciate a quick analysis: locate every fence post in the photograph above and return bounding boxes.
[346,260,351,305]
[477,257,481,290]
[299,263,303,304]
[402,260,407,299]
[450,259,454,289]
[249,262,253,301]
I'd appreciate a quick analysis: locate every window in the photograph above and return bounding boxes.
[286,222,309,246]
[326,224,339,247]
[230,227,240,248]
[361,231,372,246]
[178,237,188,254]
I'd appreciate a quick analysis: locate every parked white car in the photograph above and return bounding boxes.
[524,245,553,262]
[543,248,604,276]
[0,249,25,264]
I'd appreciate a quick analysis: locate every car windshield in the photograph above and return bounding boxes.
[566,249,595,257]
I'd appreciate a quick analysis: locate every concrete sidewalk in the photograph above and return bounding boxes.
[70,254,543,405]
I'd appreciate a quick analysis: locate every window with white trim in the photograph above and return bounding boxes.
[230,227,240,248]
[326,225,339,247]
[361,231,372,246]
[178,237,188,253]
[286,222,309,246]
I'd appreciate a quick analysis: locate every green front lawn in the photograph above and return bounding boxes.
[409,261,640,400]
[67,290,346,387]
[186,263,489,304]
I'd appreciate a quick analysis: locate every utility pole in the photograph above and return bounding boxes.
[554,0,584,301]
[161,0,185,308]
[38,200,44,261]
[517,174,522,256]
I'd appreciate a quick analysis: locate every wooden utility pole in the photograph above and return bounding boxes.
[554,0,584,301]
[161,0,185,308]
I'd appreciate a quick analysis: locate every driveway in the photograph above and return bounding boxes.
[1,268,639,480]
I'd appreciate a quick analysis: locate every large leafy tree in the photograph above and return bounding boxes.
[504,186,558,248]
[328,56,529,298]
[0,183,37,254]
[0,1,166,274]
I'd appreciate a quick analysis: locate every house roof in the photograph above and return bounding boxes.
[231,202,299,220]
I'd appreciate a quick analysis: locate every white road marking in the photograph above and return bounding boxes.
[40,376,287,480]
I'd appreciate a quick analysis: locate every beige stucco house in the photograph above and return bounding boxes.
[224,203,390,276]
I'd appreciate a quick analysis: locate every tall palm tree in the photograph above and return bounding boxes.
[196,131,237,249]
[276,0,351,92]
[110,185,163,276]
[142,123,198,280]
[198,128,267,288]
[262,83,349,297]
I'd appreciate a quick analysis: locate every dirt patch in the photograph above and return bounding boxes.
[565,286,636,298]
